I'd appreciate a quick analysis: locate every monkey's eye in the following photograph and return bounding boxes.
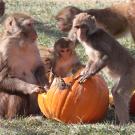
[75,24,87,29]
[27,22,33,27]
[75,25,80,29]
[60,49,70,53]
[58,18,64,21]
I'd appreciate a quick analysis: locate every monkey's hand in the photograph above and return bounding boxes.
[79,68,94,83]
[44,84,50,91]
[58,79,71,90]
[27,84,45,94]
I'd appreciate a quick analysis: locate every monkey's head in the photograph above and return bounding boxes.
[54,37,75,58]
[55,6,81,32]
[72,13,96,42]
[4,13,37,41]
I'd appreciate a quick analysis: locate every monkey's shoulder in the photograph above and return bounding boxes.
[88,29,118,45]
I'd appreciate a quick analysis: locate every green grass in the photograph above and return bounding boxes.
[1,0,135,134]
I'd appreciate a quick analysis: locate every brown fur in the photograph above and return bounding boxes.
[72,13,135,124]
[49,37,83,89]
[55,3,135,41]
[53,37,82,78]
[0,13,49,119]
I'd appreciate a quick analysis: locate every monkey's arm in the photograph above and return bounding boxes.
[0,56,41,94]
[79,54,109,83]
[89,54,109,75]
[0,77,41,94]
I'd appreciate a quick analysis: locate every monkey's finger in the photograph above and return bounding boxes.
[79,75,87,83]
[79,73,92,83]
[44,85,49,92]
[31,87,44,94]
[73,74,82,80]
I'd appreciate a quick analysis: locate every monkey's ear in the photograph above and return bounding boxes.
[5,17,16,28]
[5,17,18,33]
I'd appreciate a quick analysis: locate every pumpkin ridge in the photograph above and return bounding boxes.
[59,88,74,122]
[81,77,100,122]
[67,83,84,123]
[56,88,70,119]
[42,94,51,117]
[48,86,57,116]
[90,77,104,122]
[93,76,109,121]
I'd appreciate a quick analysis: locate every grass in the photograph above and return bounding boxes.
[1,0,135,134]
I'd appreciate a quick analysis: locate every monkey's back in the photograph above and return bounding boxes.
[89,29,135,78]
[86,6,128,36]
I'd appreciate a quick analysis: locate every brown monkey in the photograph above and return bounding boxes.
[49,37,83,89]
[55,4,135,41]
[72,13,135,124]
[52,37,82,78]
[0,13,49,119]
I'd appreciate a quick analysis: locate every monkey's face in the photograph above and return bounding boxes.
[55,6,81,32]
[73,13,96,42]
[4,15,37,41]
[59,47,72,59]
[55,15,72,32]
[21,19,37,41]
[74,24,88,42]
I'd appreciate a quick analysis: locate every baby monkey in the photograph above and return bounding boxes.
[72,13,135,124]
[50,37,83,89]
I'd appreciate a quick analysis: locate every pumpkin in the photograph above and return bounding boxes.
[109,92,135,115]
[38,69,109,124]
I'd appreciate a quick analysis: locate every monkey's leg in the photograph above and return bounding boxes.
[111,76,134,124]
[6,95,29,119]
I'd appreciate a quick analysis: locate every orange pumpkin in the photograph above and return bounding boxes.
[38,69,109,124]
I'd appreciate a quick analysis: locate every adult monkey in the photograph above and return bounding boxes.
[55,2,135,41]
[0,13,49,119]
[72,12,135,124]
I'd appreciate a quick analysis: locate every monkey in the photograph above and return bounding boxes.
[71,12,135,124]
[0,13,49,119]
[55,3,135,41]
[52,37,82,77]
[49,37,83,89]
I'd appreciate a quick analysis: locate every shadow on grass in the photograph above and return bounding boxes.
[34,20,66,39]
[104,106,135,124]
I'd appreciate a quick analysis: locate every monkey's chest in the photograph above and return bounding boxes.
[83,43,99,61]
[55,59,74,77]
[8,48,39,83]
